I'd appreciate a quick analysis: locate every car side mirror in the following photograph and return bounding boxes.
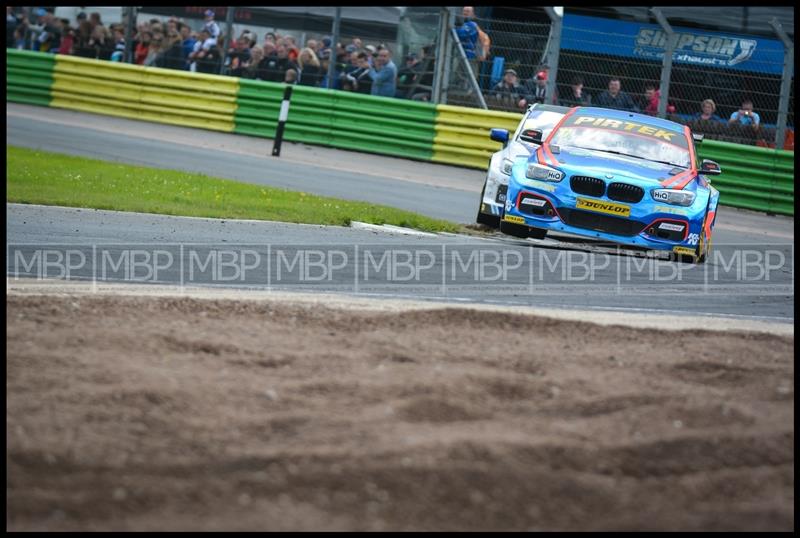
[519,128,543,144]
[700,159,721,176]
[490,128,509,147]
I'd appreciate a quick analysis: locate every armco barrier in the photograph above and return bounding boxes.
[6,49,54,106]
[285,85,437,161]
[235,81,437,160]
[697,140,794,216]
[234,78,284,138]
[433,104,521,169]
[6,49,793,216]
[50,55,238,132]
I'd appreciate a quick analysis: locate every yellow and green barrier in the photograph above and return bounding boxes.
[432,104,521,169]
[7,49,238,133]
[6,49,793,216]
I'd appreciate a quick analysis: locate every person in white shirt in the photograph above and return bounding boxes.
[203,9,220,39]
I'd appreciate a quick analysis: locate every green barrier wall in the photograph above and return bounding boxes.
[234,82,437,161]
[6,49,54,106]
[234,78,284,138]
[697,140,794,215]
[291,86,436,160]
[6,49,793,216]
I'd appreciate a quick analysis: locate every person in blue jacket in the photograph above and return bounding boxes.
[369,47,397,98]
[456,6,479,59]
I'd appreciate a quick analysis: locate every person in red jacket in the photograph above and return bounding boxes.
[643,84,676,116]
[134,30,152,65]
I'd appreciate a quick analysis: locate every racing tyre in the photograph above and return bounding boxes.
[499,220,529,238]
[528,226,548,240]
[476,181,500,228]
[696,210,713,264]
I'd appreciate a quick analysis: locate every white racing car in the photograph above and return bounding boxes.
[476,103,570,228]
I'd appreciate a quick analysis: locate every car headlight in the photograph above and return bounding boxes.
[651,189,696,206]
[501,158,514,176]
[525,163,564,182]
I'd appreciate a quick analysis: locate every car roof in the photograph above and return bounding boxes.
[528,103,571,114]
[570,106,686,134]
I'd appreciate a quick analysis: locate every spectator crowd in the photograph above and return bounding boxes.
[7,7,436,100]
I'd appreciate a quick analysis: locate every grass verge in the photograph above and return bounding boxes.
[6,145,462,233]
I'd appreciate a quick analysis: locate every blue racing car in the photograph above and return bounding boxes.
[489,106,721,263]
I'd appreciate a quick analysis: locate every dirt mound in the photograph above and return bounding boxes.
[6,295,794,531]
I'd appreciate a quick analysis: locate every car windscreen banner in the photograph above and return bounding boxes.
[561,14,785,75]
[560,114,688,147]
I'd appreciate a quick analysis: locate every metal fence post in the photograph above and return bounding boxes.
[770,17,793,150]
[440,8,456,104]
[543,7,562,106]
[652,8,677,118]
[327,7,342,89]
[123,6,136,64]
[431,7,449,104]
[220,6,236,75]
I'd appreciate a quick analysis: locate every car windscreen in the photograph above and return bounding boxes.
[514,110,565,142]
[549,115,691,169]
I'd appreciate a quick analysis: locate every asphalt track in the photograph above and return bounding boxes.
[6,105,795,322]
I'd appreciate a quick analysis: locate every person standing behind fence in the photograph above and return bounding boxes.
[297,47,323,87]
[491,69,526,110]
[640,84,675,116]
[260,43,297,83]
[203,9,221,40]
[369,47,397,98]
[396,52,422,98]
[693,99,722,122]
[179,24,195,70]
[7,7,19,48]
[342,52,373,94]
[456,6,483,87]
[241,45,264,80]
[134,30,152,65]
[58,20,75,55]
[86,24,112,60]
[728,99,760,129]
[594,77,639,112]
[188,28,220,73]
[520,70,548,108]
[157,31,186,70]
[558,76,591,107]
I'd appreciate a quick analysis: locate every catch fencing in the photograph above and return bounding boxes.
[424,7,794,151]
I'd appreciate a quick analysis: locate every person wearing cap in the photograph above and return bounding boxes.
[491,69,525,110]
[395,51,421,98]
[519,70,549,108]
[203,9,220,39]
